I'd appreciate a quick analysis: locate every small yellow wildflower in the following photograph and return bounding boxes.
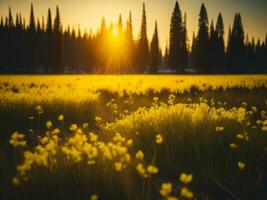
[51,128,60,135]
[135,150,144,160]
[159,182,172,197]
[83,123,89,129]
[95,116,102,122]
[230,143,238,149]
[238,161,245,170]
[215,126,224,132]
[46,121,53,129]
[147,165,158,175]
[114,162,123,172]
[236,134,244,140]
[155,134,163,144]
[90,194,98,200]
[89,133,98,142]
[9,132,26,147]
[58,114,64,121]
[36,105,43,114]
[136,163,147,178]
[69,124,78,131]
[12,177,20,186]
[127,139,133,147]
[180,173,193,184]
[180,187,194,199]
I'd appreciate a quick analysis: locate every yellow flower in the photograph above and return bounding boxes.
[12,177,20,186]
[230,143,238,149]
[127,139,133,147]
[90,194,98,200]
[9,132,27,147]
[46,121,53,129]
[155,134,163,144]
[147,165,158,175]
[236,134,244,140]
[51,128,60,135]
[69,124,78,131]
[36,105,43,114]
[83,123,89,129]
[136,163,147,178]
[159,182,172,197]
[89,133,98,142]
[215,126,224,132]
[238,161,245,170]
[114,162,123,172]
[58,114,64,121]
[95,116,102,122]
[180,173,193,184]
[180,187,194,199]
[135,150,144,160]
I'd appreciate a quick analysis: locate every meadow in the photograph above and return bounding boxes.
[0,75,267,200]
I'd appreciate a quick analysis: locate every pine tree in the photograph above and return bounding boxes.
[126,11,135,72]
[195,3,210,73]
[150,21,160,73]
[209,20,217,72]
[137,3,149,73]
[8,7,14,28]
[29,4,36,32]
[215,13,225,72]
[54,6,64,73]
[190,31,197,70]
[227,13,245,73]
[169,1,183,72]
[45,8,53,73]
[180,13,188,71]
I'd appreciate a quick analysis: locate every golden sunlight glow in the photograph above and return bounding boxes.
[101,25,133,73]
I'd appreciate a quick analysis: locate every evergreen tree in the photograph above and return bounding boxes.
[195,3,210,73]
[45,8,53,73]
[181,13,188,71]
[190,31,197,70]
[215,13,225,72]
[28,3,37,73]
[150,21,160,73]
[126,11,136,72]
[53,6,64,73]
[209,20,217,72]
[169,1,183,72]
[227,13,245,73]
[137,3,149,73]
[163,46,169,69]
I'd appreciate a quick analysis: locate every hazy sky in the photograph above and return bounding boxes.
[1,0,267,48]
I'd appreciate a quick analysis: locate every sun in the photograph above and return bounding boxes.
[112,27,119,37]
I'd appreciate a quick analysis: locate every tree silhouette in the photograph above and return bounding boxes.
[137,3,149,73]
[150,21,160,73]
[0,2,267,74]
[215,13,225,72]
[227,13,245,73]
[169,1,183,72]
[181,13,188,71]
[195,3,210,73]
[53,6,64,73]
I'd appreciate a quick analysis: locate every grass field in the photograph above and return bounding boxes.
[0,75,267,200]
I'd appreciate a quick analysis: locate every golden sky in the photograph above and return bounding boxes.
[1,0,267,49]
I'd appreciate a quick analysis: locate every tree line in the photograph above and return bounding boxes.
[0,2,267,74]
